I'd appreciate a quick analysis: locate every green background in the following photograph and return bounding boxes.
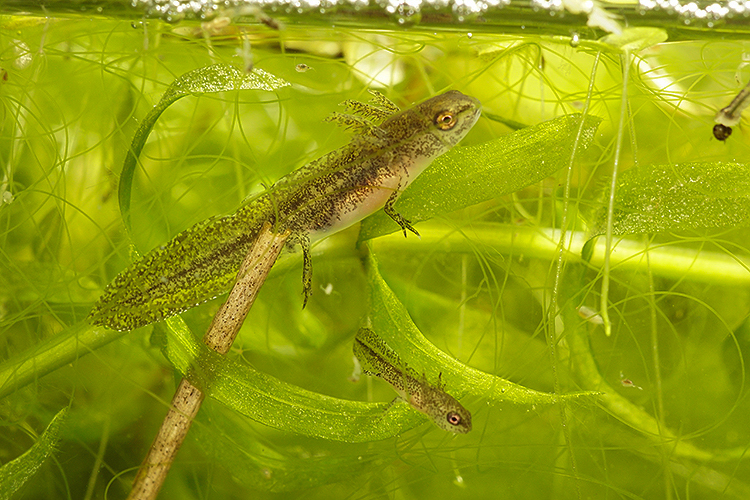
[2,16,750,500]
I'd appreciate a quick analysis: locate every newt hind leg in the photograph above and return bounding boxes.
[286,235,313,308]
[300,235,313,308]
[384,190,419,238]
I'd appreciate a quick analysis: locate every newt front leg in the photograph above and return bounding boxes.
[383,187,420,238]
[89,90,481,330]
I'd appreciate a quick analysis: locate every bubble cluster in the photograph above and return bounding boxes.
[638,0,750,21]
[130,0,750,24]
[133,0,219,22]
[132,0,515,23]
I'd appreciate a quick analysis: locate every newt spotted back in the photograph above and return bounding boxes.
[89,91,481,331]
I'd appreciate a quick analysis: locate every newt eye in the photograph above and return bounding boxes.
[435,111,456,130]
[447,412,461,426]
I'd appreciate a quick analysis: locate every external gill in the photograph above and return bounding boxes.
[324,91,401,143]
[324,112,390,142]
[365,89,401,115]
[340,92,399,122]
[89,90,480,331]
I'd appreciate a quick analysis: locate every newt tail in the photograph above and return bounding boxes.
[89,90,481,331]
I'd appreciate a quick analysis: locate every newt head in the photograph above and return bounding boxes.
[420,383,473,434]
[380,90,482,156]
[419,89,482,147]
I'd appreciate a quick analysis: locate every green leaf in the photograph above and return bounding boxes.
[158,254,595,443]
[118,64,290,238]
[192,409,376,492]
[365,251,597,406]
[591,162,750,236]
[161,317,424,443]
[0,323,126,400]
[0,408,67,500]
[358,113,601,241]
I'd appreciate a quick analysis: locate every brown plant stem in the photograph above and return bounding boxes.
[126,222,290,500]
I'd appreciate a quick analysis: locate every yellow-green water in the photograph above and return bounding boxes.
[2,18,750,500]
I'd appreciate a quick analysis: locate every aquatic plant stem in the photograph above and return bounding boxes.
[600,51,630,337]
[2,222,747,402]
[126,223,289,500]
[548,49,600,499]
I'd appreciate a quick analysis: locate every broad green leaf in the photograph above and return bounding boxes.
[0,408,67,500]
[365,251,597,406]
[118,64,290,236]
[0,323,124,400]
[158,254,595,442]
[161,316,424,443]
[192,409,376,492]
[591,162,750,236]
[359,113,601,241]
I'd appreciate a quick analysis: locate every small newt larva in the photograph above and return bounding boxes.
[353,327,472,434]
[89,90,481,331]
[714,79,750,141]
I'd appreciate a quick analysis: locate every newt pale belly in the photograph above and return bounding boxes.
[89,90,481,331]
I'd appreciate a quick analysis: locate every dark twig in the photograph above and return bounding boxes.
[126,222,290,500]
